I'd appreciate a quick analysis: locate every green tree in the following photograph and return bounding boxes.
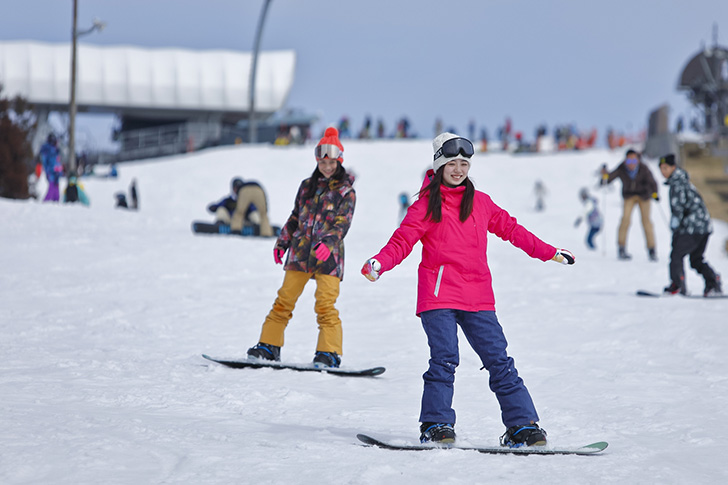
[0,85,35,199]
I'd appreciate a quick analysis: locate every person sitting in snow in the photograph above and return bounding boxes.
[658,154,722,297]
[63,173,90,206]
[574,188,602,250]
[207,177,274,237]
[361,132,575,447]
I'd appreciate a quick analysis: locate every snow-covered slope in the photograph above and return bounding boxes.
[2,141,727,483]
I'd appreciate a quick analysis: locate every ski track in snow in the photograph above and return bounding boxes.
[2,141,727,483]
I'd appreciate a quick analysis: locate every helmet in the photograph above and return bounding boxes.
[231,178,244,194]
[47,133,57,145]
[579,188,589,200]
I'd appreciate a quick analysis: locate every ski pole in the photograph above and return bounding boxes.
[599,164,608,257]
[654,198,670,228]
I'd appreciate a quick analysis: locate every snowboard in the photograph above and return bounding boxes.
[191,221,281,238]
[636,290,727,299]
[202,354,385,377]
[356,433,608,456]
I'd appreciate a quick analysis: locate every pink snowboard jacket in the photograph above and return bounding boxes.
[372,171,557,315]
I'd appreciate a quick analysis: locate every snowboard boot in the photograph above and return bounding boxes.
[247,342,281,362]
[704,274,723,297]
[419,423,456,444]
[312,351,341,368]
[500,423,547,448]
[648,248,658,262]
[618,246,632,260]
[664,280,686,295]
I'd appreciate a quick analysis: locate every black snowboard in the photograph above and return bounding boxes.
[356,434,608,455]
[202,354,385,377]
[191,221,281,238]
[636,290,727,299]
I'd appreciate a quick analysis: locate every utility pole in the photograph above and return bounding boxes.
[68,0,79,173]
[248,0,272,144]
[67,0,104,173]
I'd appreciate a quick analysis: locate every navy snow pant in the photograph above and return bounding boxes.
[586,224,601,249]
[419,309,539,427]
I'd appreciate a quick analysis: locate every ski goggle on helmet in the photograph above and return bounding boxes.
[434,137,474,161]
[315,144,343,161]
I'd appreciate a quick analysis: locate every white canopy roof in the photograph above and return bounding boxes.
[0,40,295,115]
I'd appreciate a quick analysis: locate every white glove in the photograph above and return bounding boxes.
[552,249,575,265]
[361,258,382,282]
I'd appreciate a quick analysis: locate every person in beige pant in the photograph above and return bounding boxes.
[601,149,659,261]
[207,177,273,236]
[230,184,273,237]
[618,195,655,254]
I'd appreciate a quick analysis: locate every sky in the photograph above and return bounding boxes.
[1,0,728,149]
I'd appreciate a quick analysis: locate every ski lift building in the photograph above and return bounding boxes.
[0,40,306,159]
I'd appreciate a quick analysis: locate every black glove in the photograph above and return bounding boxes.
[207,203,217,213]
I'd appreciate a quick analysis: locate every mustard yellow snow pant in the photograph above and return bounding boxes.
[618,195,655,250]
[259,270,343,355]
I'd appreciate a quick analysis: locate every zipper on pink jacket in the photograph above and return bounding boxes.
[434,265,444,297]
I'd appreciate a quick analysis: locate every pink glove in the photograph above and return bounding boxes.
[314,242,331,261]
[274,248,285,265]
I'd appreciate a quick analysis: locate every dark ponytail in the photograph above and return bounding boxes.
[420,168,474,223]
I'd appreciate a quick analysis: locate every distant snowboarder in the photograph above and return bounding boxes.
[658,154,722,296]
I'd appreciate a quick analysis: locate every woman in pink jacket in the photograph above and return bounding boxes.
[361,133,575,447]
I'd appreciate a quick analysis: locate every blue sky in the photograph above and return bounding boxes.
[2,0,727,148]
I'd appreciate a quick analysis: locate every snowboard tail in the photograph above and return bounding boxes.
[202,354,385,377]
[356,434,607,455]
[191,221,281,238]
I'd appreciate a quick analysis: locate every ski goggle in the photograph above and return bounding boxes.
[434,137,474,161]
[315,144,342,160]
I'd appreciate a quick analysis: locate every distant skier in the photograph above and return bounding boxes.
[600,149,659,261]
[398,192,410,223]
[39,133,63,202]
[361,133,575,447]
[533,180,547,211]
[658,154,722,296]
[129,179,139,210]
[246,127,356,368]
[574,188,603,250]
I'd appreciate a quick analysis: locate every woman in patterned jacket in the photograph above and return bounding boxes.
[246,127,356,368]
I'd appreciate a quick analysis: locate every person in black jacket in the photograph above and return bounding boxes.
[601,149,659,261]
[658,154,722,296]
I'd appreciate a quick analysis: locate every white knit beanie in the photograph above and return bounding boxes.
[432,132,472,172]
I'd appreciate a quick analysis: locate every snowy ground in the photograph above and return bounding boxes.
[2,141,727,484]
